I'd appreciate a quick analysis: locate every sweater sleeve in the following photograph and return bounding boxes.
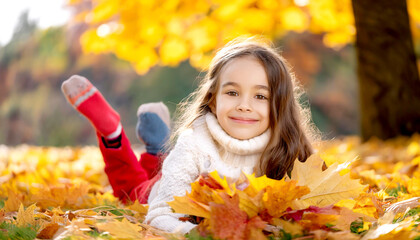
[145,131,200,234]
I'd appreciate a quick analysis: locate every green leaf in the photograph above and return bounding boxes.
[350,218,366,234]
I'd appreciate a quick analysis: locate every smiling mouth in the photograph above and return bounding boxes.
[229,117,258,124]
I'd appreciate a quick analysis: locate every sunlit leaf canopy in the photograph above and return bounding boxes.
[68,0,420,74]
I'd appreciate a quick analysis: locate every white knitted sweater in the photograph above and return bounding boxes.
[145,112,270,233]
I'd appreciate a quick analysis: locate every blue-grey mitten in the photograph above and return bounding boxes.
[136,112,170,155]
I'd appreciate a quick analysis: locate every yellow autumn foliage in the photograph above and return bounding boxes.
[1,134,420,239]
[67,0,420,74]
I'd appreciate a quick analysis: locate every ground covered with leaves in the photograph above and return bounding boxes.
[1,135,420,239]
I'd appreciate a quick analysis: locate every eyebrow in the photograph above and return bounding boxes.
[221,82,239,88]
[221,81,269,91]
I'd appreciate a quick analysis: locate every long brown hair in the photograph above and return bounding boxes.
[173,37,318,180]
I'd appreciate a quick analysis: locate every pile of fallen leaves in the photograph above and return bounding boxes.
[1,134,420,239]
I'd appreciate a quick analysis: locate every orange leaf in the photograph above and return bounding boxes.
[37,222,61,239]
[264,180,310,217]
[209,193,266,240]
[245,216,267,240]
[209,194,248,240]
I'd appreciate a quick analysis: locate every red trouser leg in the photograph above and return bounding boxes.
[97,129,159,203]
[139,152,163,179]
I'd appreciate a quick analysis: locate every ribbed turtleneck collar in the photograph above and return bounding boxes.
[205,112,270,156]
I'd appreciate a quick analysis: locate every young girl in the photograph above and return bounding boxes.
[145,38,316,233]
[62,37,316,234]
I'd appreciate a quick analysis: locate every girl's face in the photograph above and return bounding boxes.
[211,56,270,140]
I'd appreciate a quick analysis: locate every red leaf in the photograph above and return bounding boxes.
[283,205,339,221]
[209,193,267,240]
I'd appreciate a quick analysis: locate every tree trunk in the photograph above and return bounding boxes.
[351,0,420,141]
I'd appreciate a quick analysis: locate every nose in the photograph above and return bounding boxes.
[236,98,252,112]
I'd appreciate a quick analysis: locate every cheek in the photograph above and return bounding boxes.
[261,104,271,125]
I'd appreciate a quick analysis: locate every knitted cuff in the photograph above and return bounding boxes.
[101,134,122,149]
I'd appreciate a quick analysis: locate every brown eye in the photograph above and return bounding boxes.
[226,91,238,96]
[256,94,268,100]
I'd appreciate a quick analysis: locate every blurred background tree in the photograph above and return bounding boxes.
[352,0,420,141]
[0,0,419,146]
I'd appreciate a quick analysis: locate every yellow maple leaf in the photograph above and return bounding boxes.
[237,190,264,218]
[290,154,366,209]
[168,195,211,218]
[16,203,37,227]
[244,173,278,197]
[127,200,148,215]
[300,212,338,230]
[4,189,23,212]
[96,218,144,239]
[30,182,91,209]
[127,200,148,221]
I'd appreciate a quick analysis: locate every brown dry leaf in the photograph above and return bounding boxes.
[264,180,310,217]
[37,222,61,239]
[96,218,143,239]
[16,203,37,227]
[290,154,366,209]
